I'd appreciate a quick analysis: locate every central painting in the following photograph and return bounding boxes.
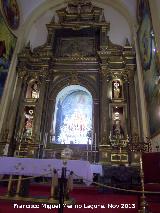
[53,85,93,145]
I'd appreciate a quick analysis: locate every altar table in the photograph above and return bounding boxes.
[0,157,98,185]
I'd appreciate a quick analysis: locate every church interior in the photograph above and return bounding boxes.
[0,0,160,212]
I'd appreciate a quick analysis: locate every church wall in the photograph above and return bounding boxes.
[121,0,137,18]
[16,0,135,32]
[17,0,45,23]
[98,3,131,45]
[27,10,55,49]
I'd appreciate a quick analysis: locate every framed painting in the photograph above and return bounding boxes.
[1,0,20,30]
[0,11,17,98]
[137,0,160,136]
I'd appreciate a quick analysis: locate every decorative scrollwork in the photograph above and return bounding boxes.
[127,140,152,153]
[69,71,79,84]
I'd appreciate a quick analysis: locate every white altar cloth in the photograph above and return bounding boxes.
[90,164,103,176]
[0,157,93,185]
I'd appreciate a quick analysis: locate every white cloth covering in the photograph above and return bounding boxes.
[0,157,95,185]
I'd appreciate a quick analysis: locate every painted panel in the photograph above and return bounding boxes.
[1,0,20,29]
[0,11,16,98]
[137,0,160,135]
[55,90,93,144]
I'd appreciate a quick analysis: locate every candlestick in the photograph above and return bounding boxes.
[94,133,96,163]
[18,139,22,156]
[91,138,93,162]
[44,133,47,148]
[87,139,89,161]
[39,131,41,142]
[119,146,122,164]
[95,133,96,151]
[91,139,93,151]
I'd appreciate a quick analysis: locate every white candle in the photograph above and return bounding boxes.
[94,133,97,163]
[87,139,89,161]
[91,141,92,152]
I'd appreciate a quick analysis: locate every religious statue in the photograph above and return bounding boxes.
[113,120,124,139]
[31,82,39,99]
[113,80,121,99]
[3,143,9,156]
[24,109,34,137]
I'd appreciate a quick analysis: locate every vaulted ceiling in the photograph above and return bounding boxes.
[17,0,137,24]
[15,0,138,48]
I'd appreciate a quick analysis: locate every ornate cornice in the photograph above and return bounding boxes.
[56,0,107,24]
[54,57,97,62]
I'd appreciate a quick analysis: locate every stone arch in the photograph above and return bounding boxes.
[45,75,99,134]
[52,85,93,144]
[18,0,136,48]
[49,75,98,101]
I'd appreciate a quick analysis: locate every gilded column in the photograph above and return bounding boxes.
[5,70,27,156]
[100,65,110,145]
[34,76,46,139]
[93,99,100,148]
[8,77,23,132]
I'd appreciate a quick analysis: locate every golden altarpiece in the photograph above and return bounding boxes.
[0,1,139,165]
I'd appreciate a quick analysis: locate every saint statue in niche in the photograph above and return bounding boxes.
[112,108,124,139]
[112,119,124,139]
[24,108,34,137]
[31,82,39,99]
[112,80,122,99]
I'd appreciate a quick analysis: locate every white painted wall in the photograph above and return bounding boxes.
[27,3,131,49]
[121,0,137,18]
[17,0,45,23]
[103,5,131,45]
[27,10,55,49]
[17,0,136,25]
